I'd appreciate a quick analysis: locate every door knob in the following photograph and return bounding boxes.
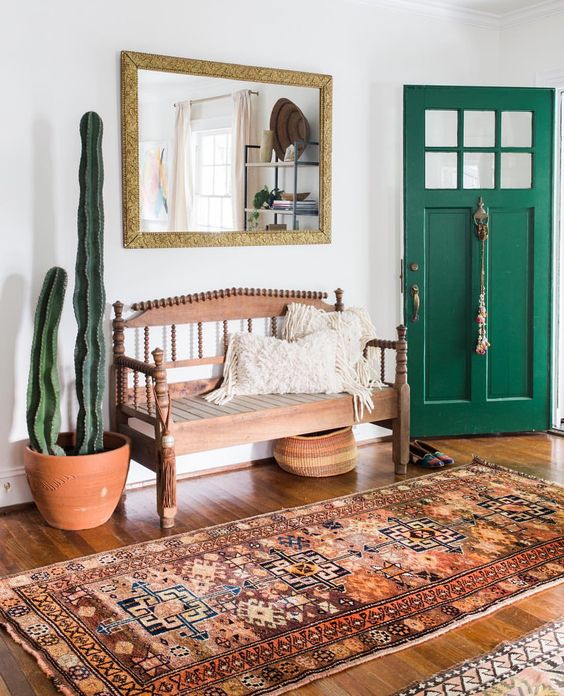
[410,285,420,322]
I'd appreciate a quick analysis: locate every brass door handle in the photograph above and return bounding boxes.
[410,285,420,322]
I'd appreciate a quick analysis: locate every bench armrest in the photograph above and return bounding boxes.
[366,337,398,350]
[114,354,157,377]
[365,326,407,388]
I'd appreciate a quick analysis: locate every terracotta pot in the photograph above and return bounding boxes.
[24,432,130,530]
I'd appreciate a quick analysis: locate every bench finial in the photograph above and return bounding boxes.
[335,288,344,312]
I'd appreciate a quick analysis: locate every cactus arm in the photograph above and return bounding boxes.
[74,111,106,455]
[26,267,67,456]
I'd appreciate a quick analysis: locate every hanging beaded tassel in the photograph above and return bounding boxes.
[475,237,490,355]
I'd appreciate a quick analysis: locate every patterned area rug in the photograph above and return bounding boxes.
[394,619,564,696]
[0,458,562,696]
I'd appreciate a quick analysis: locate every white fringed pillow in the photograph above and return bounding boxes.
[282,303,383,418]
[205,329,342,405]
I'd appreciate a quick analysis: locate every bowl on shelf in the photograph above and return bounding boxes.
[281,192,310,202]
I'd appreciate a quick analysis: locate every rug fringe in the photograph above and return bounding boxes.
[0,620,76,696]
[470,454,564,488]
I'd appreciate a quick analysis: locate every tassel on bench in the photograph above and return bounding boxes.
[154,387,176,528]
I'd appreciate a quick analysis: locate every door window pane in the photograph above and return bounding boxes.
[501,111,532,147]
[463,152,495,189]
[500,152,532,188]
[425,152,457,188]
[463,111,495,147]
[425,110,458,147]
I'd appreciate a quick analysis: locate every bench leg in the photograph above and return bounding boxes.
[157,443,177,528]
[392,383,410,475]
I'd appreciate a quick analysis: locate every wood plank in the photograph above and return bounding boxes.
[162,356,225,369]
[277,393,336,405]
[233,394,297,409]
[0,632,35,696]
[197,398,257,416]
[173,390,398,454]
[119,404,156,425]
[256,393,329,407]
[176,396,254,417]
[125,296,334,328]
[167,378,222,399]
[174,399,235,420]
[169,404,203,422]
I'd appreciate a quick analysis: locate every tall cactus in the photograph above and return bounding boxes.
[26,267,68,455]
[73,111,105,455]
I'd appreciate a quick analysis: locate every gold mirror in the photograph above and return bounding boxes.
[121,51,332,248]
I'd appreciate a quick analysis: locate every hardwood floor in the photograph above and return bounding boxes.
[0,433,562,695]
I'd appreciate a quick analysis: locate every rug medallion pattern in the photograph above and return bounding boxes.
[0,459,562,695]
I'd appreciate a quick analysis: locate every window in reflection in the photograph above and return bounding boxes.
[194,129,233,232]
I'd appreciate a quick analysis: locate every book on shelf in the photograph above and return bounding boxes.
[271,200,318,210]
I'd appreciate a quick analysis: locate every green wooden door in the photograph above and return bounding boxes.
[404,86,554,437]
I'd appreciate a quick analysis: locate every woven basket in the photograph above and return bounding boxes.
[273,427,357,477]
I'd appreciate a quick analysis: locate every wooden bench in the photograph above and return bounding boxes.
[110,288,410,528]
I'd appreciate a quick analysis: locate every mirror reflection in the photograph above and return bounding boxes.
[138,71,321,234]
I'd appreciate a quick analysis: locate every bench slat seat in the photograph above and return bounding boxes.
[136,392,341,421]
[131,388,397,457]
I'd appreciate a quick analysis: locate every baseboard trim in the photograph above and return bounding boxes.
[127,435,393,490]
[0,435,394,509]
[0,501,35,515]
[0,467,32,509]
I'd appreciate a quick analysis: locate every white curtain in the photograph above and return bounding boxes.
[231,90,253,230]
[169,100,193,231]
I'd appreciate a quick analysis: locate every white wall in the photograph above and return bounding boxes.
[499,13,564,86]
[0,0,500,507]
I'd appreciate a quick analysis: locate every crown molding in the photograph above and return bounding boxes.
[348,0,499,28]
[347,0,564,30]
[502,0,564,28]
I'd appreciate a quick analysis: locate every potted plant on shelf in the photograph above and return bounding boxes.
[247,185,284,231]
[24,112,130,531]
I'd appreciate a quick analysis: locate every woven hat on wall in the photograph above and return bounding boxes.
[270,98,310,160]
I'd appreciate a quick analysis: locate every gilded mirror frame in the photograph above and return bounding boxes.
[121,51,332,248]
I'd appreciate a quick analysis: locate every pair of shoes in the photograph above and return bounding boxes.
[412,439,455,467]
[410,441,443,468]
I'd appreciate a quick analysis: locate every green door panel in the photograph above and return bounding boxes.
[424,208,472,403]
[487,208,533,400]
[404,86,554,437]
